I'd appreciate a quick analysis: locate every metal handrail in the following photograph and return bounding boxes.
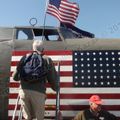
[55,61,61,120]
[18,105,23,120]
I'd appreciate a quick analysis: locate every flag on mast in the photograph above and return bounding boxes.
[47,0,79,25]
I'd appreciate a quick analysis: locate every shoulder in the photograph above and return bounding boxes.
[76,110,85,117]
[20,53,31,61]
[42,55,53,64]
[73,110,86,120]
[101,110,117,120]
[26,53,32,57]
[42,55,51,60]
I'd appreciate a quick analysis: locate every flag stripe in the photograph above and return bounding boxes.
[11,55,72,61]
[11,66,72,72]
[9,93,120,99]
[10,71,72,77]
[12,50,72,56]
[11,61,72,66]
[61,0,79,11]
[47,8,76,24]
[8,110,120,118]
[9,99,120,106]
[9,87,120,94]
[8,105,120,111]
[10,76,72,83]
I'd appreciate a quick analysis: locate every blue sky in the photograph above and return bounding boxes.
[0,0,120,38]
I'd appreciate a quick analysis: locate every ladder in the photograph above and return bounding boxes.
[12,95,23,120]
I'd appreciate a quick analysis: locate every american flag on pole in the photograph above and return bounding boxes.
[47,0,79,25]
[9,50,120,120]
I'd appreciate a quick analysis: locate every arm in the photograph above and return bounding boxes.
[12,69,20,81]
[12,56,25,81]
[46,57,58,92]
[109,113,117,120]
[73,111,86,120]
[101,110,118,120]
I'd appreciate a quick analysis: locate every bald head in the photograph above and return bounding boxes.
[32,40,44,52]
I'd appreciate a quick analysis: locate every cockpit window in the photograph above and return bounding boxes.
[16,28,33,40]
[33,34,59,41]
[47,35,59,41]
[15,28,61,41]
[32,28,60,41]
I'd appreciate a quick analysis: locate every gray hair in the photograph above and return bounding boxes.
[32,40,44,52]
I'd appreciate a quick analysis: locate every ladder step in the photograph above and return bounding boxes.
[45,105,56,109]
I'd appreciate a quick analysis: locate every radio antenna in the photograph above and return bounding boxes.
[42,0,49,41]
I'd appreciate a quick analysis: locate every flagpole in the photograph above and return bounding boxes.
[42,0,49,40]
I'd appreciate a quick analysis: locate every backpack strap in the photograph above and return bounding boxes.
[23,53,32,64]
[23,52,40,64]
[36,53,43,67]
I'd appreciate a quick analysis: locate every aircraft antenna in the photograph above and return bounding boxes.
[41,0,49,41]
[29,18,37,26]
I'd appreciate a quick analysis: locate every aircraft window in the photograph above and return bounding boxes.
[47,35,59,41]
[16,29,33,40]
[33,35,59,41]
[32,28,60,41]
[34,36,46,40]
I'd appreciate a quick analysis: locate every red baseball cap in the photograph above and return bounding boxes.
[89,95,103,105]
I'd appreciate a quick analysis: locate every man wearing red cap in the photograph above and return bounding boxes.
[73,95,117,120]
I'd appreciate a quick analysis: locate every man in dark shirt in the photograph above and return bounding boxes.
[73,95,117,120]
[13,40,58,120]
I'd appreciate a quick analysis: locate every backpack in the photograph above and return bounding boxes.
[20,52,48,83]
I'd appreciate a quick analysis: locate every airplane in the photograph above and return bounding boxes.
[0,25,120,120]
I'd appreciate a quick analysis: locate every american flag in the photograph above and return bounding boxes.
[9,50,120,120]
[47,0,79,25]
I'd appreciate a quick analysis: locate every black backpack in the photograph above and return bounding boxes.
[20,52,48,83]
